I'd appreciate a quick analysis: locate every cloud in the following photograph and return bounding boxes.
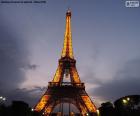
[16,86,46,93]
[90,58,140,102]
[0,20,31,103]
[0,10,40,106]
[0,28,24,87]
[4,86,46,106]
[21,64,38,70]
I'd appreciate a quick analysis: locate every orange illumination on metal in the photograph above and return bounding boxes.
[52,65,62,82]
[44,104,53,115]
[35,95,50,112]
[61,10,74,59]
[78,102,87,115]
[70,67,81,83]
[35,10,97,115]
[81,96,97,112]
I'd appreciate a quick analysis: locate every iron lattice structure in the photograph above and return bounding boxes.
[34,10,97,116]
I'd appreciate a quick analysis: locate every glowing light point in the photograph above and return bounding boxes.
[122,99,127,104]
[2,97,6,101]
[97,109,100,116]
[127,97,130,101]
[0,96,6,101]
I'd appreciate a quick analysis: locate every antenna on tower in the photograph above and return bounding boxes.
[67,5,71,12]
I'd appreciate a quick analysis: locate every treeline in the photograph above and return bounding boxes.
[0,101,40,116]
[98,95,140,116]
[0,95,140,116]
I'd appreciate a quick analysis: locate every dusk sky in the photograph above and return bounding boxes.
[0,0,140,107]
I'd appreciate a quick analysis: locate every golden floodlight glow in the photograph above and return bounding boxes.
[52,65,62,82]
[34,9,97,115]
[35,95,50,111]
[70,67,81,83]
[81,96,97,112]
[44,104,53,115]
[61,10,74,59]
[78,102,87,115]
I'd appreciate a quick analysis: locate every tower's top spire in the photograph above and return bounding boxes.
[61,9,74,59]
[66,8,71,16]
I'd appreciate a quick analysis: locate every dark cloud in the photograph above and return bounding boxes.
[0,27,26,88]
[17,86,46,93]
[4,86,46,106]
[0,20,31,104]
[22,64,38,70]
[0,11,40,107]
[91,58,140,101]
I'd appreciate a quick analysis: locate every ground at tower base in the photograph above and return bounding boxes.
[0,95,140,116]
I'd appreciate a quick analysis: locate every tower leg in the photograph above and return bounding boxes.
[44,101,56,116]
[69,103,71,116]
[61,103,63,116]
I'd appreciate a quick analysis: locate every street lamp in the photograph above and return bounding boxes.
[0,96,6,104]
[127,97,130,101]
[122,99,128,104]
[97,109,100,116]
[31,108,34,111]
[0,96,6,101]
[0,96,3,99]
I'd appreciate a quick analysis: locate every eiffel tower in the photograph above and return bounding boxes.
[34,9,97,116]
